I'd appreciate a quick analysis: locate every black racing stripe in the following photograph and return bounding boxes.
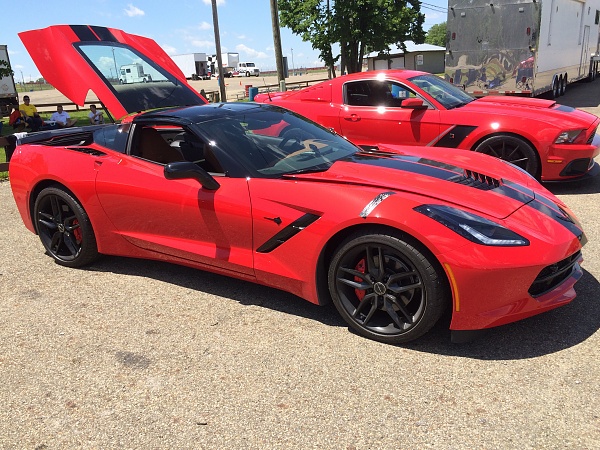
[257,213,320,253]
[90,26,118,42]
[70,25,100,42]
[350,153,464,181]
[434,125,477,148]
[529,199,585,240]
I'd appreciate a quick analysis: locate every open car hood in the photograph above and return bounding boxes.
[19,25,207,119]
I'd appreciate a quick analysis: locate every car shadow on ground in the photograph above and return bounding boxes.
[550,77,600,109]
[543,168,600,195]
[85,257,600,360]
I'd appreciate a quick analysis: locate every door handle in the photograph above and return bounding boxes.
[343,114,361,122]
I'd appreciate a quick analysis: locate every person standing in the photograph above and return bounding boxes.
[19,95,43,132]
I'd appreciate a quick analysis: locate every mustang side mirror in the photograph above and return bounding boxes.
[401,98,428,110]
[164,161,220,190]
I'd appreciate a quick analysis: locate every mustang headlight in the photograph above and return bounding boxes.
[554,129,585,144]
[414,205,530,246]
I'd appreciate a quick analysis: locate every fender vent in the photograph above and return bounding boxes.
[448,170,501,190]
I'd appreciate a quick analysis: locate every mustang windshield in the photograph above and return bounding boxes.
[409,74,474,109]
[195,108,358,177]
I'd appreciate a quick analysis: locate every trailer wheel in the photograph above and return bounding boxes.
[475,134,540,179]
[560,75,567,96]
[550,77,560,99]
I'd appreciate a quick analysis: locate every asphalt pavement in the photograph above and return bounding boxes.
[1,79,599,448]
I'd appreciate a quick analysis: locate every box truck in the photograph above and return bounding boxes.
[208,52,240,77]
[0,45,18,115]
[119,63,153,84]
[445,0,600,98]
[171,53,211,80]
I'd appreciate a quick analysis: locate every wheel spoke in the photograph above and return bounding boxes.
[383,297,408,328]
[360,298,379,326]
[50,232,62,253]
[63,232,80,256]
[386,294,414,323]
[338,276,371,290]
[50,196,62,222]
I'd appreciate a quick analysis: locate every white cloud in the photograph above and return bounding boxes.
[162,44,178,55]
[235,44,268,59]
[199,21,212,31]
[192,40,214,49]
[124,4,145,17]
[236,34,247,40]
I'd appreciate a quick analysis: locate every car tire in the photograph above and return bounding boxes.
[328,231,447,344]
[34,187,99,268]
[474,134,540,178]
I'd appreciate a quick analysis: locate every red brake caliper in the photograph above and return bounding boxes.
[355,258,366,301]
[73,219,82,242]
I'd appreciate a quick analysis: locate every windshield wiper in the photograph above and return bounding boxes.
[281,165,331,176]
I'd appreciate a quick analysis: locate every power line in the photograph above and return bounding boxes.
[421,2,448,13]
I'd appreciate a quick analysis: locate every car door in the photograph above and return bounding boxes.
[94,124,254,277]
[338,79,440,148]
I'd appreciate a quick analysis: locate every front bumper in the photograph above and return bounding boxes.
[542,132,600,181]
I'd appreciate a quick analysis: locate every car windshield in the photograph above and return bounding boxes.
[195,107,359,177]
[409,74,474,109]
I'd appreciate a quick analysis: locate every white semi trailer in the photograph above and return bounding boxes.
[445,0,600,97]
[0,44,18,115]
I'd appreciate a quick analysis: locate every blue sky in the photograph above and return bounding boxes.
[2,0,447,82]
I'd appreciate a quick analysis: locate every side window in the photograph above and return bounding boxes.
[344,80,418,107]
[132,125,185,165]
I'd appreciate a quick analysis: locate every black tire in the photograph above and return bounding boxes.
[550,77,559,99]
[328,231,447,344]
[245,71,250,77]
[34,187,99,268]
[560,75,567,96]
[474,134,540,178]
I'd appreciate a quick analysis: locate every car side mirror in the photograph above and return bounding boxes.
[164,161,220,190]
[401,98,428,110]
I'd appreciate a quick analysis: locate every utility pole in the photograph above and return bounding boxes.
[270,0,285,86]
[212,0,227,102]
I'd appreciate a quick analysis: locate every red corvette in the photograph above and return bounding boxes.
[7,25,588,343]
[255,70,600,182]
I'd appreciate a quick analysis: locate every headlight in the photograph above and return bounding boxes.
[414,205,530,246]
[554,129,584,144]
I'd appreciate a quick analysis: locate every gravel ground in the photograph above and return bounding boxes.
[1,80,599,449]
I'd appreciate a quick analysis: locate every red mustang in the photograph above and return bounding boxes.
[8,25,588,344]
[255,70,600,182]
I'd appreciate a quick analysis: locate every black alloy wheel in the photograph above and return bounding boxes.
[328,232,447,344]
[474,134,540,178]
[34,187,99,268]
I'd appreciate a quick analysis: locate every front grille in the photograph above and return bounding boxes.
[448,170,501,190]
[528,251,581,297]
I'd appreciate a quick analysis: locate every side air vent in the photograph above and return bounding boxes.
[68,147,107,157]
[586,127,597,145]
[41,132,94,147]
[448,170,501,190]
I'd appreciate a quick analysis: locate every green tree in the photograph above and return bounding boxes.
[0,59,13,78]
[278,0,425,76]
[425,22,446,47]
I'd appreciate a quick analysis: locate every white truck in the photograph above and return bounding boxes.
[171,53,211,80]
[119,63,153,84]
[0,44,18,116]
[209,52,240,78]
[445,0,600,98]
[231,62,260,77]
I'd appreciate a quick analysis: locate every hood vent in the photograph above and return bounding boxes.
[448,170,501,191]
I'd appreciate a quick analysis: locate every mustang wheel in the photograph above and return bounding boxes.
[475,134,539,178]
[34,187,99,268]
[328,232,447,344]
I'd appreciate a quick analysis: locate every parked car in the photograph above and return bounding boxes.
[9,24,589,344]
[254,70,600,182]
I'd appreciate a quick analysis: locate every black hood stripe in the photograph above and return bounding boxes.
[347,152,584,239]
[70,25,118,43]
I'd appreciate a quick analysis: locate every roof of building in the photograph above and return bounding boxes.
[365,41,445,58]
